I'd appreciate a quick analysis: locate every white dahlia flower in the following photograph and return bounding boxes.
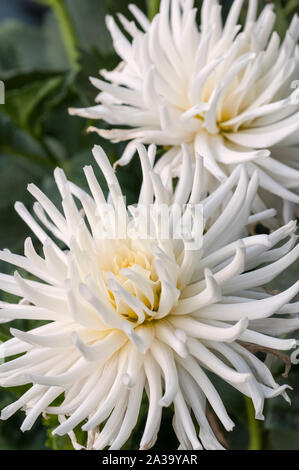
[0,144,299,450]
[70,0,299,222]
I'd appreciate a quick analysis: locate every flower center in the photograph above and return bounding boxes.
[101,242,162,325]
[190,75,242,133]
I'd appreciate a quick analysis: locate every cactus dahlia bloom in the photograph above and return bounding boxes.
[0,144,299,451]
[70,0,299,222]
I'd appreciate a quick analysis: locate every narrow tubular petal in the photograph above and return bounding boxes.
[178,366,225,450]
[203,168,248,252]
[187,337,251,384]
[21,387,63,431]
[0,250,51,285]
[82,348,129,431]
[109,369,145,449]
[53,360,118,436]
[150,340,179,407]
[47,372,102,415]
[122,343,144,388]
[173,144,193,205]
[155,321,189,358]
[197,281,299,320]
[176,355,235,431]
[173,388,203,450]
[14,202,48,243]
[72,330,127,362]
[206,341,265,419]
[223,245,299,292]
[191,234,270,283]
[239,329,297,350]
[0,305,66,322]
[14,271,67,312]
[172,269,221,315]
[27,358,97,386]
[27,184,67,235]
[140,354,163,450]
[1,385,47,420]
[93,391,129,450]
[10,328,73,349]
[170,316,248,342]
[230,342,278,389]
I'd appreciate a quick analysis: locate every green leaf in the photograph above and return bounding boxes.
[0,69,65,89]
[65,0,113,56]
[0,111,57,172]
[0,155,41,211]
[3,75,64,136]
[0,21,49,73]
[1,68,78,170]
[146,0,160,20]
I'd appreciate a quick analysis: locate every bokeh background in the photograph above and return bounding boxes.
[0,0,298,450]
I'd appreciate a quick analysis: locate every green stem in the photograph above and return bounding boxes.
[245,397,262,450]
[146,0,160,20]
[50,0,79,70]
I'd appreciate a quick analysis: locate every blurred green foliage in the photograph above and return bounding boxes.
[0,0,298,450]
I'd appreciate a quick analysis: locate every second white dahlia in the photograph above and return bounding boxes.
[70,0,299,221]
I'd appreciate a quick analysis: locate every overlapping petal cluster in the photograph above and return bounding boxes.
[0,144,298,450]
[70,0,299,221]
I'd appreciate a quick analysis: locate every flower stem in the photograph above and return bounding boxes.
[50,0,79,70]
[245,397,262,450]
[146,0,160,20]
